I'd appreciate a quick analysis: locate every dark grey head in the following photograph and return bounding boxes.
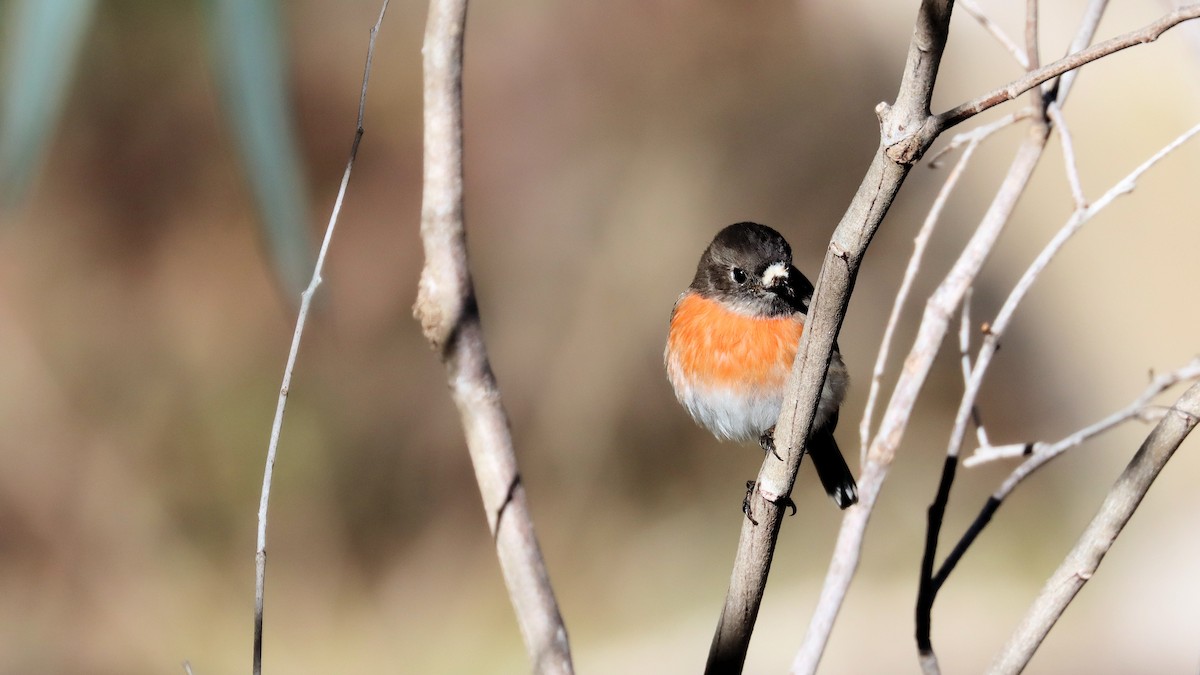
[689,222,814,317]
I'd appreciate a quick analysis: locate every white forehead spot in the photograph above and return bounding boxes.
[762,262,788,287]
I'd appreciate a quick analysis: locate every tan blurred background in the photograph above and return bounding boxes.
[1,1,1199,673]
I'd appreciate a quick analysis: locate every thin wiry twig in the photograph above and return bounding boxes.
[1045,104,1087,209]
[957,290,993,450]
[1025,0,1041,71]
[253,3,389,673]
[966,358,1200,468]
[927,110,1030,168]
[959,0,1030,68]
[959,289,973,386]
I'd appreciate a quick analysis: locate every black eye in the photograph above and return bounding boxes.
[731,267,747,284]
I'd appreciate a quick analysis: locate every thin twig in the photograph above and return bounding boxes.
[927,110,1030,168]
[252,4,388,673]
[1026,0,1041,71]
[915,454,957,674]
[859,136,982,465]
[959,0,1030,69]
[939,4,1200,129]
[957,291,993,449]
[918,361,1198,672]
[966,358,1200,468]
[413,0,574,672]
[958,289,972,386]
[1045,104,1088,209]
[989,382,1200,674]
[862,110,1025,464]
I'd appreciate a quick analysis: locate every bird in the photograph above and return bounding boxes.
[664,222,858,511]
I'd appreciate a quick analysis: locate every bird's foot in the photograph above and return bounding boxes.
[742,479,796,524]
[759,427,782,461]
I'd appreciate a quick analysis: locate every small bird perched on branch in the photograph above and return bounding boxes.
[665,222,858,511]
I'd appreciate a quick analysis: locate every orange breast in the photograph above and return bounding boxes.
[667,293,803,392]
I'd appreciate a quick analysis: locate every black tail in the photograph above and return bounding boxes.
[808,430,858,509]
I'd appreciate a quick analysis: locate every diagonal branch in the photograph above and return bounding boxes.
[413,0,573,673]
[707,3,958,673]
[859,112,1018,464]
[966,361,1200,467]
[939,4,1200,129]
[253,3,389,673]
[958,0,1030,69]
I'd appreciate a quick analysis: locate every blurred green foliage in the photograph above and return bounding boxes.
[0,0,311,293]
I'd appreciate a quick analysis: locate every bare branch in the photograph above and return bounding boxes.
[959,0,1030,69]
[413,0,573,672]
[859,134,981,464]
[1055,0,1111,105]
[915,452,959,674]
[939,4,1200,129]
[794,111,1056,675]
[947,120,1200,465]
[988,382,1200,674]
[253,4,388,673]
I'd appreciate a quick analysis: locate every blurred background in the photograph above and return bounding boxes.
[1,1,1198,673]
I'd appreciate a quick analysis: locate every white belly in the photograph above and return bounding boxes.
[670,352,847,443]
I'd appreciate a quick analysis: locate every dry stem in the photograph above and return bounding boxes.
[253,4,388,672]
[413,0,573,672]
